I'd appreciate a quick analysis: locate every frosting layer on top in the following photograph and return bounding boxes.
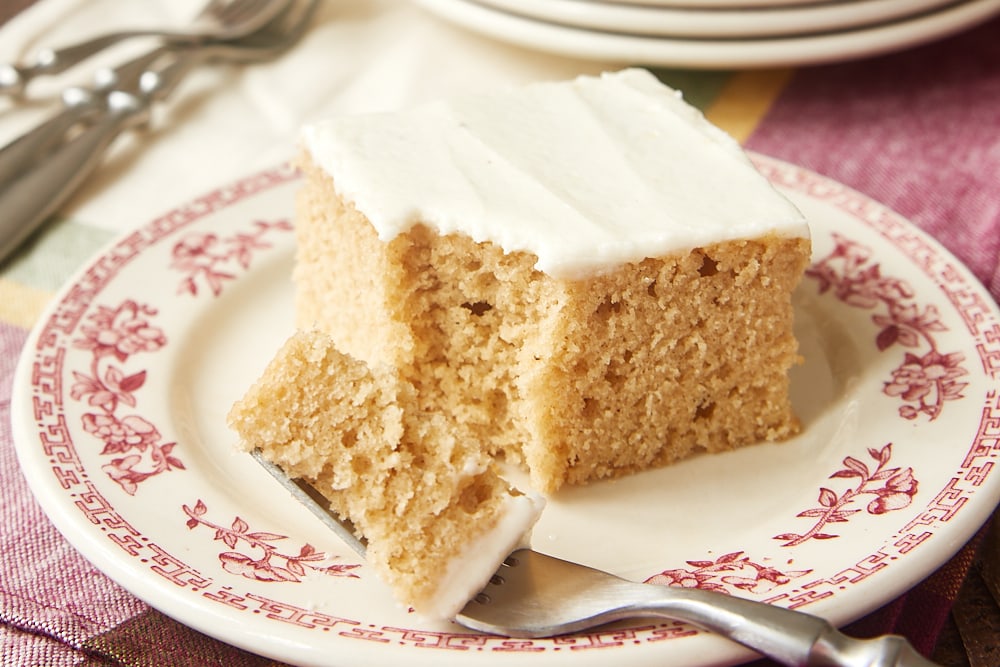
[302,68,808,280]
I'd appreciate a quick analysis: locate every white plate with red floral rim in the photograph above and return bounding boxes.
[415,0,1000,69]
[468,0,961,40]
[12,154,1000,667]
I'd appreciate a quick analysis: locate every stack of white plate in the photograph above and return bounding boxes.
[414,0,1000,68]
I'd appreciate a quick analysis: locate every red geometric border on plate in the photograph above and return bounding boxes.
[752,154,1000,381]
[66,214,295,496]
[23,159,1000,652]
[751,154,1000,610]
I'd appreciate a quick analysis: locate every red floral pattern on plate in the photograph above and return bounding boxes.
[183,500,361,583]
[15,159,1000,665]
[806,232,968,421]
[69,217,293,494]
[71,300,177,495]
[645,551,811,595]
[774,443,918,547]
[172,219,293,297]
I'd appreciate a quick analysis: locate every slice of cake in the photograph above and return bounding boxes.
[228,329,544,619]
[293,68,811,494]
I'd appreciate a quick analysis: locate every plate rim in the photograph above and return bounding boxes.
[414,0,1000,68]
[11,153,1000,666]
[580,0,855,8]
[470,0,963,39]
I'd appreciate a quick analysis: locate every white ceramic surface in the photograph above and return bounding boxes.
[592,0,842,7]
[13,155,1000,667]
[415,0,1000,68]
[474,0,961,39]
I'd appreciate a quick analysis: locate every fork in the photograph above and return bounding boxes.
[458,549,940,667]
[0,0,291,97]
[0,48,167,188]
[0,0,317,264]
[251,452,940,667]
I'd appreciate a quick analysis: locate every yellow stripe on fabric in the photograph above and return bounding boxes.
[704,68,795,144]
[0,279,50,330]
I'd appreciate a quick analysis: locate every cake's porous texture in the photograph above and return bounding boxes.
[228,330,539,617]
[236,69,813,615]
[294,154,810,493]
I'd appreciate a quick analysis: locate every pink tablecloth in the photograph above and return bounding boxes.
[2,7,999,667]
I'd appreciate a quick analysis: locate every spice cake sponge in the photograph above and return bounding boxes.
[294,73,810,494]
[228,329,543,619]
[233,67,811,616]
[294,171,809,492]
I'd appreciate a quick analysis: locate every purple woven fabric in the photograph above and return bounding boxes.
[1,320,271,662]
[3,13,999,667]
[741,16,1000,667]
[747,17,1000,305]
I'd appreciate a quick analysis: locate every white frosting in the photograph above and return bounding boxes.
[302,68,808,280]
[418,491,545,620]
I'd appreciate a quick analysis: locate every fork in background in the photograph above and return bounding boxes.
[0,0,292,97]
[0,47,167,187]
[0,0,318,264]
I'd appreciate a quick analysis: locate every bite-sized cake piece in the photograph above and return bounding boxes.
[228,330,543,619]
[295,68,811,493]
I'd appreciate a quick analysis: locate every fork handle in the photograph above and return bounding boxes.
[641,585,939,667]
[0,34,129,97]
[0,100,139,262]
[0,47,168,190]
[0,30,188,97]
[0,100,99,188]
[0,49,208,263]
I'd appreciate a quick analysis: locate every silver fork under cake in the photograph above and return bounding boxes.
[252,450,940,667]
